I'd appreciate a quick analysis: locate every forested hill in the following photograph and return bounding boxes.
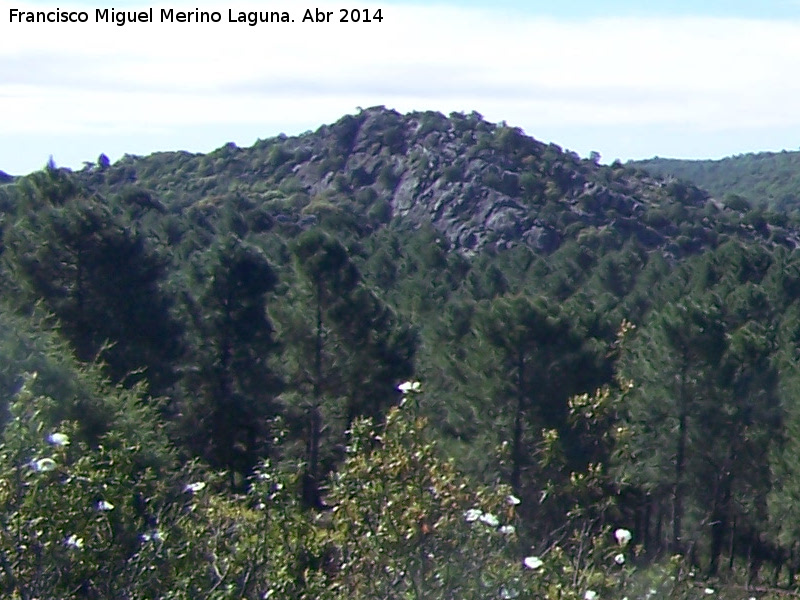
[64,106,799,256]
[5,107,800,596]
[632,150,800,212]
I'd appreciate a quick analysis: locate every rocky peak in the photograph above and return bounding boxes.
[77,106,797,256]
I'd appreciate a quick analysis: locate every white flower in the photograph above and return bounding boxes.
[704,588,715,595]
[500,586,521,599]
[31,458,56,472]
[523,556,543,569]
[479,512,499,527]
[141,529,165,542]
[397,380,422,393]
[584,590,598,600]
[64,534,84,550]
[614,527,632,546]
[184,481,206,493]
[96,500,114,511]
[499,525,516,535]
[47,432,70,447]
[614,553,625,565]
[464,508,482,522]
[506,494,521,506]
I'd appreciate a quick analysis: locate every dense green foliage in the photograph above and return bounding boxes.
[633,152,800,214]
[4,108,800,596]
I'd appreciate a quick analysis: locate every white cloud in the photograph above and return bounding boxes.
[3,0,800,172]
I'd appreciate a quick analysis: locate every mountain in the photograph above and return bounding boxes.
[67,106,800,258]
[4,107,800,591]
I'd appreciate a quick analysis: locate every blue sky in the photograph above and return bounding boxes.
[3,0,800,175]
[383,0,800,18]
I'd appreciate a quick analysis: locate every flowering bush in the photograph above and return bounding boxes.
[0,374,238,597]
[324,407,525,598]
[0,374,710,599]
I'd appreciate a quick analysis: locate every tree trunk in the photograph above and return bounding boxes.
[654,500,663,554]
[672,364,689,553]
[305,286,324,507]
[708,474,732,576]
[217,298,236,487]
[511,351,526,491]
[641,493,652,554]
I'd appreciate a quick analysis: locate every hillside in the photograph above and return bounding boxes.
[70,106,800,257]
[3,107,800,596]
[632,151,800,212]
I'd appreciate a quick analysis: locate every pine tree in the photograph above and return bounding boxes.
[288,229,417,506]
[4,197,183,396]
[618,300,726,554]
[473,294,600,492]
[182,235,282,486]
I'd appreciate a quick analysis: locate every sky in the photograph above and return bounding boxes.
[3,0,800,175]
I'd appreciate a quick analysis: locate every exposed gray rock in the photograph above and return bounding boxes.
[217,106,732,256]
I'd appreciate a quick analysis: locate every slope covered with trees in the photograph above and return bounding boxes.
[2,107,800,597]
[633,151,800,214]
